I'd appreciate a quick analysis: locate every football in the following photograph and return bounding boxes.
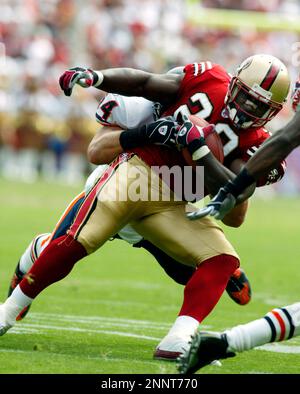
[181,115,224,167]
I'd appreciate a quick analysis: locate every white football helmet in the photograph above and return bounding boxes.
[225,54,290,129]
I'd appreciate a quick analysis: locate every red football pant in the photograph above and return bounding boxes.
[179,254,239,322]
[19,235,87,299]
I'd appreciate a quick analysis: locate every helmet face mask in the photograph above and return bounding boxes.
[226,77,283,129]
[225,54,290,130]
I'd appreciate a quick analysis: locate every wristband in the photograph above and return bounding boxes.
[119,127,146,150]
[92,71,104,88]
[187,139,210,161]
[225,168,256,198]
[192,145,210,161]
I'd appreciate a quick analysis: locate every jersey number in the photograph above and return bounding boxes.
[215,123,239,157]
[174,93,239,157]
[96,100,118,124]
[174,93,213,121]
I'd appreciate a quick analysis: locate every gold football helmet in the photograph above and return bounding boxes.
[225,54,290,129]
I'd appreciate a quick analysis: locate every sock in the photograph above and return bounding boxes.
[19,242,35,274]
[179,254,239,322]
[2,286,33,322]
[18,235,87,299]
[226,302,300,352]
[19,234,50,274]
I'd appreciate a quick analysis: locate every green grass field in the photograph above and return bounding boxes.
[0,178,300,374]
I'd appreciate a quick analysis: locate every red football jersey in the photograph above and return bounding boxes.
[130,62,285,188]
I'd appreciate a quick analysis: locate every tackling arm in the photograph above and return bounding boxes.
[98,68,182,105]
[87,126,123,165]
[220,159,251,227]
[196,152,255,201]
[189,110,300,221]
[59,66,182,105]
[244,111,300,182]
[199,155,252,227]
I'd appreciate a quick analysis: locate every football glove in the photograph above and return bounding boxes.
[59,67,99,96]
[187,182,237,221]
[144,117,179,147]
[119,117,179,150]
[175,116,215,161]
[292,77,300,113]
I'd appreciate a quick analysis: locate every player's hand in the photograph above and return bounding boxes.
[187,184,237,221]
[175,116,215,160]
[144,117,179,147]
[292,78,300,113]
[59,67,96,96]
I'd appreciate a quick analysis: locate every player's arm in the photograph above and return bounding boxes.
[220,159,250,228]
[88,126,123,164]
[88,118,179,164]
[242,112,300,183]
[190,110,300,221]
[59,67,182,105]
[212,82,300,202]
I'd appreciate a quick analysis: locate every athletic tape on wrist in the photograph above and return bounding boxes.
[93,71,104,87]
[192,145,210,161]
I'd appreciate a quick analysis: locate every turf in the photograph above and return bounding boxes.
[0,177,300,374]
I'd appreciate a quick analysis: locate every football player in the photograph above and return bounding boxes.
[8,94,250,323]
[184,77,300,222]
[177,77,300,374]
[0,55,289,361]
[177,301,300,374]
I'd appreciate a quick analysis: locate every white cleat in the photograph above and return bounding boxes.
[153,335,191,361]
[0,304,15,336]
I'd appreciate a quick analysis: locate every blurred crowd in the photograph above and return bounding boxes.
[0,0,299,193]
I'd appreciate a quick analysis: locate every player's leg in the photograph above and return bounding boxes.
[132,205,240,360]
[178,302,300,374]
[134,239,196,285]
[7,233,51,320]
[0,154,142,335]
[135,239,251,303]
[6,190,86,321]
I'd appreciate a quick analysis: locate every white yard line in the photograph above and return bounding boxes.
[10,323,162,341]
[0,348,156,366]
[8,312,300,355]
[257,344,300,354]
[29,312,174,328]
[254,293,294,306]
[42,295,180,311]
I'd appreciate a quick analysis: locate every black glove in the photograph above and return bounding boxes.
[119,117,179,150]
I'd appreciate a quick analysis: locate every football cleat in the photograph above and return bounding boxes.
[226,268,251,305]
[177,331,235,374]
[0,304,15,336]
[7,262,30,321]
[153,335,190,361]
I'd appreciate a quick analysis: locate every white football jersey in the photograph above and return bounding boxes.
[86,93,160,245]
[95,93,160,129]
